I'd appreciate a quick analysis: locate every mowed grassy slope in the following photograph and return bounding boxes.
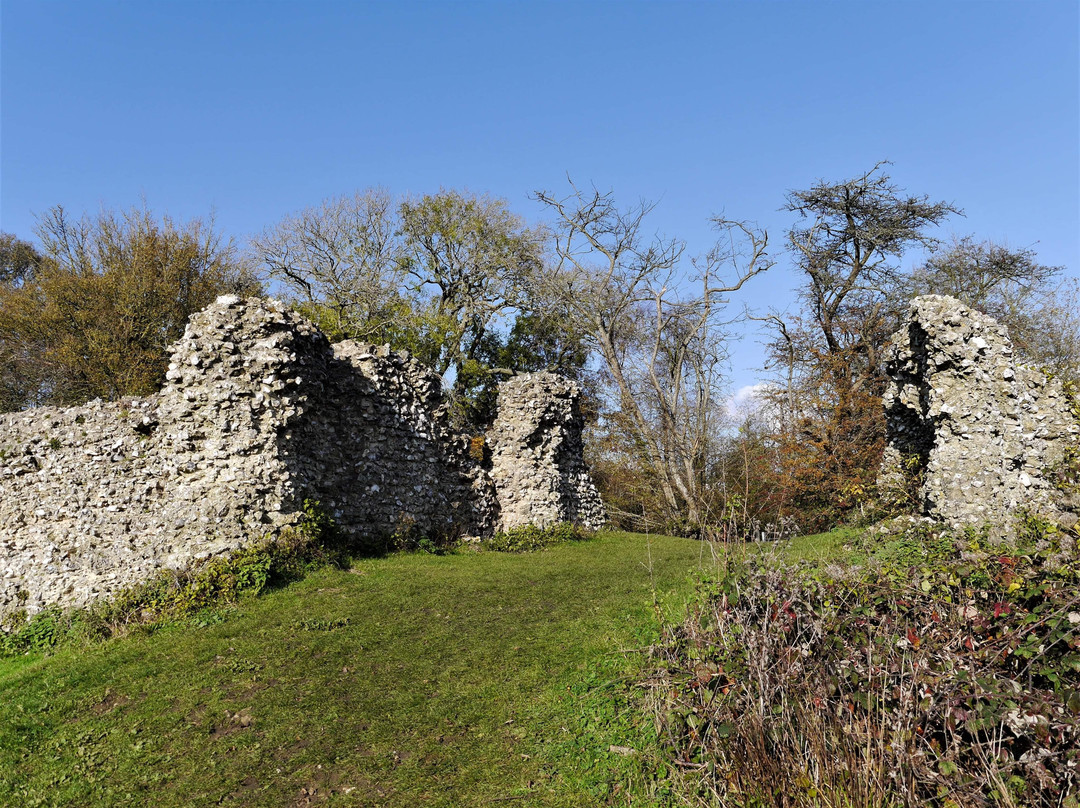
[0,532,734,807]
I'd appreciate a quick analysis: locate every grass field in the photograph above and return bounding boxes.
[0,530,851,807]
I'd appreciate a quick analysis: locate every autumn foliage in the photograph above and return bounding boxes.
[0,206,257,411]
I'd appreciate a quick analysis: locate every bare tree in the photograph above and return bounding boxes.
[1025,278,1080,384]
[251,189,405,341]
[534,182,771,525]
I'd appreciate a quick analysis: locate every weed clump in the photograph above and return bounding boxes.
[649,522,1080,807]
[388,513,460,555]
[480,522,595,553]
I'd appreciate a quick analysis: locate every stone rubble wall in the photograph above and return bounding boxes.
[879,295,1079,529]
[0,297,605,623]
[285,339,487,548]
[487,372,607,533]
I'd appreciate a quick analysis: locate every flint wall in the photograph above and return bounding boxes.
[879,295,1078,529]
[0,297,605,622]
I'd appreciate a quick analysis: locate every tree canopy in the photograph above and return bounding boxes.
[4,171,1072,534]
[0,206,258,411]
[253,188,558,427]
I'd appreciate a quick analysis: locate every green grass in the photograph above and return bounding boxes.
[0,528,857,807]
[0,532,715,807]
[783,525,862,562]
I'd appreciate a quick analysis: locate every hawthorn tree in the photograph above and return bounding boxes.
[783,161,960,387]
[767,162,959,528]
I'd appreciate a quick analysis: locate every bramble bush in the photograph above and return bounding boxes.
[649,520,1080,807]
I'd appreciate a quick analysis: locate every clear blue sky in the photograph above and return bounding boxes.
[2,1,1077,390]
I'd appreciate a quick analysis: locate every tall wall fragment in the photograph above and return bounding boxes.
[0,297,604,623]
[878,295,1078,528]
[487,372,607,532]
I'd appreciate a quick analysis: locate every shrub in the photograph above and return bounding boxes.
[649,524,1080,807]
[388,513,459,555]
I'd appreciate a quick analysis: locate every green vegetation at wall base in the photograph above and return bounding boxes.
[1,500,341,657]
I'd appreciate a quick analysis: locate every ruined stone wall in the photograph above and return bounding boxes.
[0,297,604,623]
[487,372,607,532]
[285,339,487,547]
[879,295,1079,529]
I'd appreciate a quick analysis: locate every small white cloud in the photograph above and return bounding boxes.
[725,383,770,418]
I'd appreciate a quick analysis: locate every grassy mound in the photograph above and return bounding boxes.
[1,531,718,807]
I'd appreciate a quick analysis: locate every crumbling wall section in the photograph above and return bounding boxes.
[487,372,607,532]
[285,339,487,549]
[0,297,604,623]
[879,295,1078,528]
[0,297,319,620]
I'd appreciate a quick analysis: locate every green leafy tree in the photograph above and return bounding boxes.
[0,232,43,287]
[0,234,48,410]
[783,161,960,385]
[451,309,596,428]
[398,190,544,379]
[255,188,553,428]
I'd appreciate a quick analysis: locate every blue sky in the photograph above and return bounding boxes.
[2,1,1077,390]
